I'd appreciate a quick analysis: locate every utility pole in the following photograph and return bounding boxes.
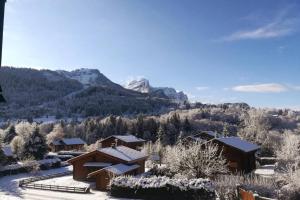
[0,0,6,102]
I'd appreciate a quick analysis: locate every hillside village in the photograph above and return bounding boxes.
[1,0,300,200]
[1,106,300,199]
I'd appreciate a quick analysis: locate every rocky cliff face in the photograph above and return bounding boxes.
[124,78,188,104]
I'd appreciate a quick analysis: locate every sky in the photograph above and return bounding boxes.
[2,0,300,109]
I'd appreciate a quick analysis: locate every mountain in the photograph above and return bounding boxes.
[125,78,151,93]
[0,67,176,119]
[124,78,188,104]
[56,68,122,89]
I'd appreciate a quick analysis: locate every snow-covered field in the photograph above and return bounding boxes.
[0,166,130,200]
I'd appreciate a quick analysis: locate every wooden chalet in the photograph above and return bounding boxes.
[212,137,260,173]
[100,134,145,150]
[185,132,260,173]
[68,145,148,190]
[49,138,86,152]
[182,131,220,145]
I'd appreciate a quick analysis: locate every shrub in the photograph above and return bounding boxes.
[110,176,216,200]
[163,142,227,178]
[215,174,278,200]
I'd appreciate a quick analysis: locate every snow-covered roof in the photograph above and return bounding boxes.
[113,134,145,143]
[104,164,140,175]
[52,140,63,146]
[98,145,148,162]
[62,138,86,145]
[53,138,86,145]
[216,137,260,153]
[83,162,112,168]
[187,136,205,143]
[88,163,140,177]
[2,145,13,157]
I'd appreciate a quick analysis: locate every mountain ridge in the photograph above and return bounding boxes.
[0,67,177,119]
[125,78,188,103]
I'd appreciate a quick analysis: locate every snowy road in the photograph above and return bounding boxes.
[0,166,131,200]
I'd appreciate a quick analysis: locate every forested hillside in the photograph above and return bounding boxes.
[0,67,177,119]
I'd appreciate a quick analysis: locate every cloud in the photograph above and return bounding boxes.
[196,86,209,91]
[290,85,300,91]
[221,7,298,41]
[232,83,288,93]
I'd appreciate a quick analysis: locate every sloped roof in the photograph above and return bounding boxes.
[98,145,147,162]
[113,135,145,143]
[62,138,86,145]
[52,138,86,146]
[88,163,139,177]
[104,163,140,175]
[2,145,13,157]
[186,135,205,143]
[83,162,112,168]
[216,137,260,153]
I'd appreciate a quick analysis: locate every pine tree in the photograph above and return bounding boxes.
[223,123,229,137]
[3,125,17,144]
[157,123,169,145]
[23,127,47,160]
[182,117,192,133]
[0,135,7,165]
[136,114,144,138]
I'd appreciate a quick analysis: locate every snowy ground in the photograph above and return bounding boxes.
[0,166,133,200]
[254,165,275,178]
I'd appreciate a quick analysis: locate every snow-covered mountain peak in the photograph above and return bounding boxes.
[125,78,188,104]
[57,68,100,86]
[125,78,151,93]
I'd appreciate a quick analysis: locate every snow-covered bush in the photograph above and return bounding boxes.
[215,174,278,200]
[0,158,61,177]
[164,142,227,178]
[276,131,300,171]
[277,168,300,200]
[110,176,215,200]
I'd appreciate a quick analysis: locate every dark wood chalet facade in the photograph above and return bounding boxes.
[100,134,145,150]
[185,132,260,173]
[49,138,86,152]
[212,137,260,173]
[68,145,148,190]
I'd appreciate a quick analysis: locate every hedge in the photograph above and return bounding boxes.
[110,176,216,200]
[0,159,61,177]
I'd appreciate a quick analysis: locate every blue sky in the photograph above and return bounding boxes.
[2,0,300,109]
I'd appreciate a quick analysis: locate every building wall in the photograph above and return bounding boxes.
[101,137,144,150]
[95,169,139,190]
[50,144,84,152]
[212,140,256,173]
[72,151,133,180]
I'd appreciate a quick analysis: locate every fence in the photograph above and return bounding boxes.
[19,171,72,186]
[19,171,90,193]
[23,183,89,193]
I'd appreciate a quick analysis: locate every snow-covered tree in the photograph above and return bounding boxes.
[10,135,25,159]
[11,124,47,160]
[164,142,228,178]
[46,124,64,145]
[276,131,300,170]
